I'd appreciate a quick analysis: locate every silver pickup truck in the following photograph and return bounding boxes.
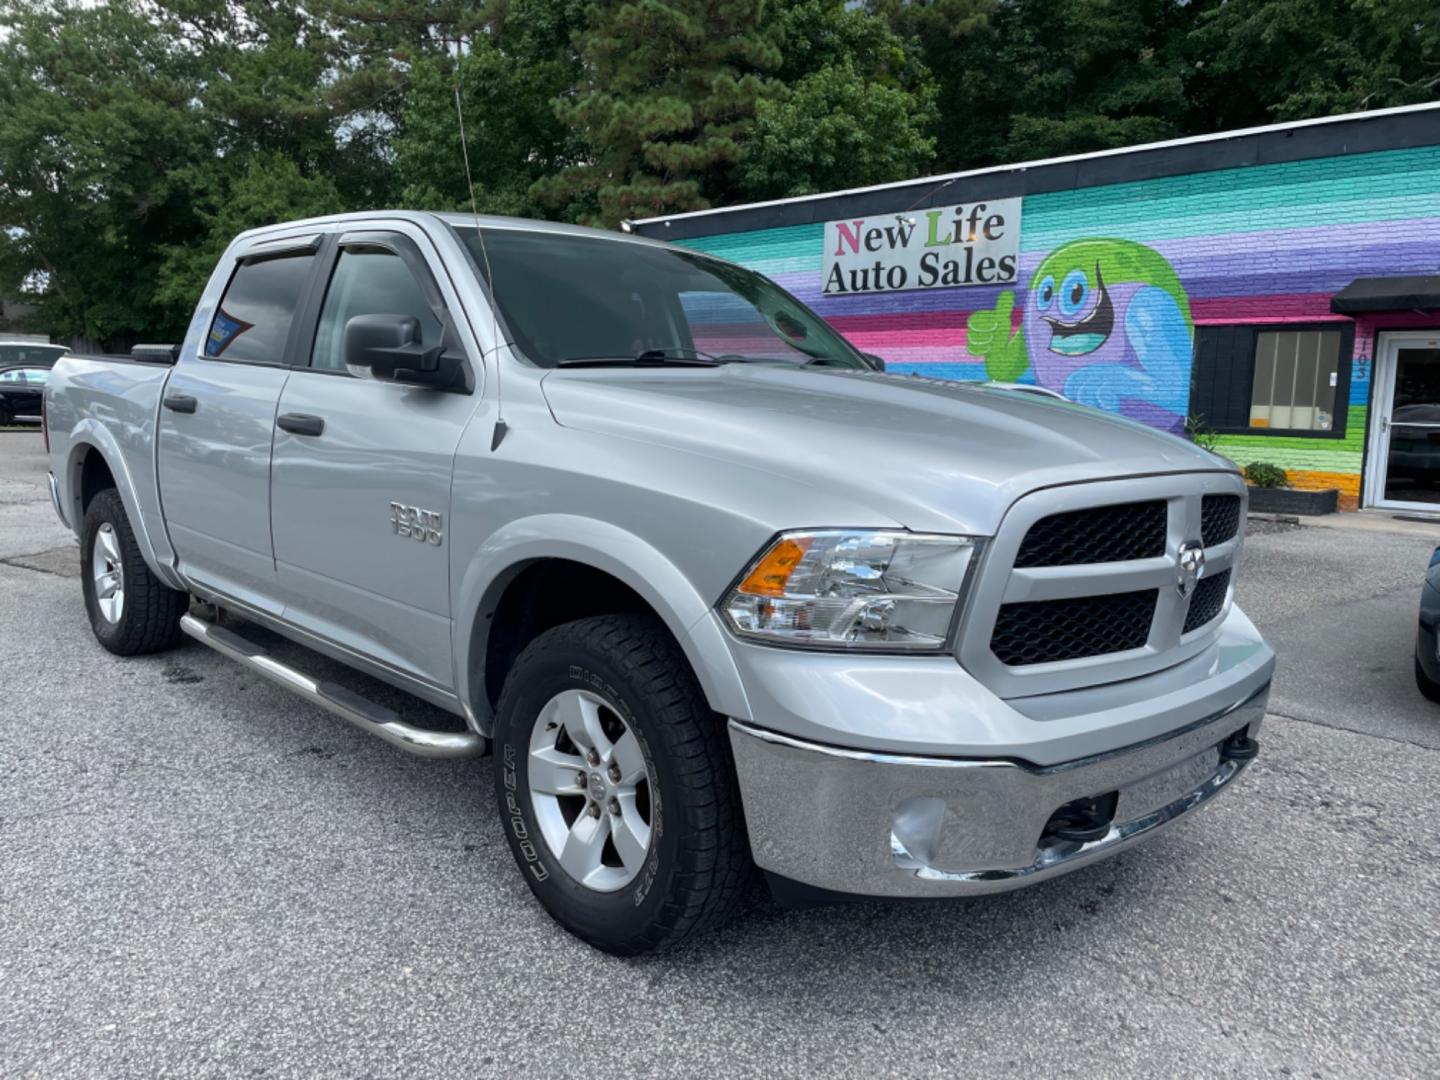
[43,211,1274,954]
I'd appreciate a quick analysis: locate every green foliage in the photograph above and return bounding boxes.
[1184,414,1222,452]
[530,0,787,225]
[741,59,937,200]
[155,156,346,313]
[1244,461,1288,489]
[1185,0,1440,129]
[0,1,209,343]
[904,0,1191,169]
[0,0,1436,345]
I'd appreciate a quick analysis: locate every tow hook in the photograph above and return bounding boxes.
[1041,791,1119,844]
[1219,729,1260,762]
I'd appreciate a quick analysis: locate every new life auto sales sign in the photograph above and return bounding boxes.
[821,198,1022,296]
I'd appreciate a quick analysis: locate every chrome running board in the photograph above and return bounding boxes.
[179,613,486,760]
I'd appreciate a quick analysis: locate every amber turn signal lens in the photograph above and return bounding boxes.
[737,536,812,597]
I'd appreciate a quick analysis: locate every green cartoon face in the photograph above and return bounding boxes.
[1022,238,1193,381]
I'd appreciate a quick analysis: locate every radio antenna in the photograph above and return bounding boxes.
[452,40,507,450]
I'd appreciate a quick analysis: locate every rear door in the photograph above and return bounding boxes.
[157,236,321,613]
[268,225,481,690]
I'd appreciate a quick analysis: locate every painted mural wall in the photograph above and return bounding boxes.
[676,144,1440,506]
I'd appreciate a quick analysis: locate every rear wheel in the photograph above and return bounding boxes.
[81,488,188,655]
[493,613,753,955]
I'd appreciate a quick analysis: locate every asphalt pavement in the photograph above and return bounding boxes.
[2,430,1438,1078]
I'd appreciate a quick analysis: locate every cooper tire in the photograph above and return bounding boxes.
[81,488,188,656]
[494,613,753,955]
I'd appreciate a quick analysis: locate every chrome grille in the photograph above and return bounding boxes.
[958,474,1247,697]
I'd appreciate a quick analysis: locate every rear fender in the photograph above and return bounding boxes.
[454,514,752,734]
[65,423,184,590]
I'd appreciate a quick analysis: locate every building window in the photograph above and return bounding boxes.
[1248,329,1343,431]
[1190,323,1354,438]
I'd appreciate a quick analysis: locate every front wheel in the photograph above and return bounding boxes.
[81,488,189,655]
[493,613,753,955]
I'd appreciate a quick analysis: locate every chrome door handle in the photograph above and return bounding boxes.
[276,413,325,437]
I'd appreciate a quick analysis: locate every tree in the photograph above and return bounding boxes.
[1185,0,1440,131]
[0,1,211,344]
[531,0,785,226]
[390,0,587,218]
[154,156,346,314]
[739,0,939,199]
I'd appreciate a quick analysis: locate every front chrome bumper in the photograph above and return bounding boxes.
[729,682,1268,898]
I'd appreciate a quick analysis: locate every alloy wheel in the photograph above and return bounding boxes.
[527,688,655,892]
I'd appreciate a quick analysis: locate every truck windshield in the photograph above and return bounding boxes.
[455,227,868,370]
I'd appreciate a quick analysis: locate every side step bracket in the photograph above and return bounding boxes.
[179,613,486,760]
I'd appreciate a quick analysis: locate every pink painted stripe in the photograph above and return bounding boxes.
[1190,294,1342,323]
[844,342,976,363]
[840,327,970,351]
[825,310,979,332]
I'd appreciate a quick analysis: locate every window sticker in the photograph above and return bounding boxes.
[206,307,254,357]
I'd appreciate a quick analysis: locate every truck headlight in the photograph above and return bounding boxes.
[722,530,974,651]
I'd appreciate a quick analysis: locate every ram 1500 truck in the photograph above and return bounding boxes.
[44,212,1274,954]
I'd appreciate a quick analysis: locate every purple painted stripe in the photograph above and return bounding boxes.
[773,251,1429,312]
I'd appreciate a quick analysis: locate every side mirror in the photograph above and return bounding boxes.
[862,352,886,372]
[343,314,445,379]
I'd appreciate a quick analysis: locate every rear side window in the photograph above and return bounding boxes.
[0,367,48,383]
[310,248,443,372]
[205,253,316,363]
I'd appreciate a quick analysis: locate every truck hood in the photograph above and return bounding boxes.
[540,365,1233,535]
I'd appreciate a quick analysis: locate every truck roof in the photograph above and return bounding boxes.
[231,209,674,252]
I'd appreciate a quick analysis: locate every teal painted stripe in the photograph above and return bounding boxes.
[676,145,1440,270]
[1023,192,1440,250]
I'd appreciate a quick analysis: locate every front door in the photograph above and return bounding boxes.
[268,228,481,691]
[1367,331,1440,511]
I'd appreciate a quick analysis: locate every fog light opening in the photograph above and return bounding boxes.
[1041,791,1119,845]
[1219,727,1260,762]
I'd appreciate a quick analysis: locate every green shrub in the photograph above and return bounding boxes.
[1184,414,1221,452]
[1244,462,1287,488]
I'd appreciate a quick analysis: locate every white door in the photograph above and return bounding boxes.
[1365,330,1440,511]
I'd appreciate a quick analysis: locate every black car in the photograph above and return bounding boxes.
[0,364,51,425]
[1416,544,1440,702]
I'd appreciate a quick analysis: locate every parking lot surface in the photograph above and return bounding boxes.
[3,430,1438,1078]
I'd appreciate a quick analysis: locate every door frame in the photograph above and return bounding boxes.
[1363,329,1440,511]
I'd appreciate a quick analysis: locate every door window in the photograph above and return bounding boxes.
[311,248,443,372]
[205,252,316,363]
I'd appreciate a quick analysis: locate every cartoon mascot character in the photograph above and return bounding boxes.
[966,238,1193,432]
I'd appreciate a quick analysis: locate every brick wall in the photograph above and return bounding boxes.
[675,145,1440,507]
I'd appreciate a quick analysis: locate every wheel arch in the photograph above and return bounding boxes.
[454,515,751,735]
[64,426,183,590]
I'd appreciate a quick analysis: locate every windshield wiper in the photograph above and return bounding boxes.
[557,348,723,368]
